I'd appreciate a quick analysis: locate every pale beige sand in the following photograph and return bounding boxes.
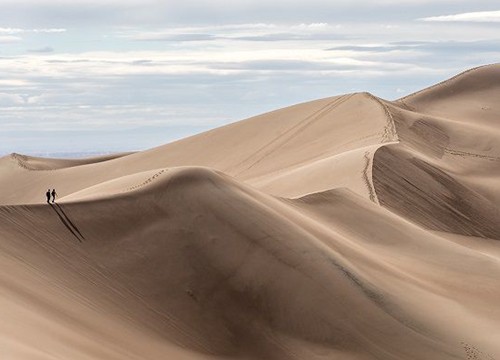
[0,64,499,359]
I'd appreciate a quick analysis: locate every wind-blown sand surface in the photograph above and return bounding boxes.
[0,64,499,359]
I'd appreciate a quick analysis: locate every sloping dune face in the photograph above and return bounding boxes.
[373,64,500,239]
[0,65,499,360]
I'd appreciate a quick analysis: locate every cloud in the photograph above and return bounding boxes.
[206,58,412,73]
[231,32,348,42]
[126,23,350,43]
[0,79,30,86]
[327,45,397,52]
[134,33,217,42]
[0,28,24,34]
[0,0,499,29]
[419,10,500,22]
[28,46,54,53]
[328,40,500,54]
[0,35,21,43]
[0,27,66,34]
[0,93,25,106]
[1,1,499,154]
[33,28,66,33]
[0,28,65,43]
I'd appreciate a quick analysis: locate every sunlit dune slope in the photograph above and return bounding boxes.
[0,64,499,360]
[399,64,500,125]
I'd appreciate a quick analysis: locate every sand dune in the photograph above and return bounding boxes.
[0,64,499,359]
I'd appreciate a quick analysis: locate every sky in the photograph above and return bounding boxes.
[1,1,499,156]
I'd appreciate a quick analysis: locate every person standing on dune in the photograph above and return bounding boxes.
[51,189,57,203]
[46,189,51,203]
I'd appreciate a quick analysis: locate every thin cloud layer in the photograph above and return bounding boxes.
[0,1,499,155]
[0,28,66,34]
[28,46,54,53]
[420,10,500,22]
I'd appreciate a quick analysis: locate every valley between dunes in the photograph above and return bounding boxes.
[0,64,499,359]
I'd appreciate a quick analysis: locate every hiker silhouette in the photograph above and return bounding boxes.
[46,189,51,203]
[51,189,57,203]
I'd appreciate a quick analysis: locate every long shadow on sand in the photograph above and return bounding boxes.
[49,203,85,242]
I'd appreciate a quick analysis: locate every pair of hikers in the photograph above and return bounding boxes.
[46,189,57,203]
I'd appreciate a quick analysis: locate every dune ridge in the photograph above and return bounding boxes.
[10,152,134,171]
[397,64,493,103]
[0,64,499,359]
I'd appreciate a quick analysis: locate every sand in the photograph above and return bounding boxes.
[0,64,499,359]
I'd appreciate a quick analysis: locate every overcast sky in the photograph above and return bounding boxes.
[1,1,499,156]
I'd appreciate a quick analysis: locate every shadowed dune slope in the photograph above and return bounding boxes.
[0,64,499,359]
[372,64,500,238]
